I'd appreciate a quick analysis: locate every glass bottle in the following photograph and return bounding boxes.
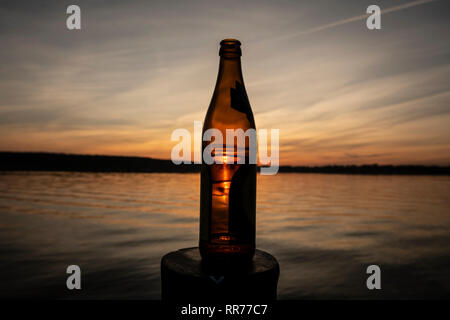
[199,39,257,264]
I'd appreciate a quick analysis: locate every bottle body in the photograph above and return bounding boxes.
[199,39,256,264]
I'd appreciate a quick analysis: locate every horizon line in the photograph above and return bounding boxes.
[1,150,448,168]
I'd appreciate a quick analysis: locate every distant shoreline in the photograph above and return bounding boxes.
[1,152,449,175]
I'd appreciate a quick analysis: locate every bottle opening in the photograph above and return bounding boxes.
[219,38,242,57]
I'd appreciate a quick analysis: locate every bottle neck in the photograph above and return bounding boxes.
[216,56,244,88]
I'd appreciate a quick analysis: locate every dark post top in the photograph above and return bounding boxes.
[161,247,279,301]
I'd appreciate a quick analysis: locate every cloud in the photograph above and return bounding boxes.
[278,0,439,38]
[0,0,449,165]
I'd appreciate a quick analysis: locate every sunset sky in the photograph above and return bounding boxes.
[0,0,449,165]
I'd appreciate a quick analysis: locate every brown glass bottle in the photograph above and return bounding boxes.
[199,39,256,264]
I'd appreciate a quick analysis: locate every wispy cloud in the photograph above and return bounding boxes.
[279,0,439,38]
[0,0,449,165]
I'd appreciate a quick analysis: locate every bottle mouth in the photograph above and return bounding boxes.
[219,38,242,57]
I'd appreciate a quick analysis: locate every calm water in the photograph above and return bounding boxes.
[0,172,449,299]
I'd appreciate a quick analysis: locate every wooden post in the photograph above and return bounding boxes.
[161,247,279,301]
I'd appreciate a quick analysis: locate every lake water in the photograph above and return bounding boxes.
[0,172,449,299]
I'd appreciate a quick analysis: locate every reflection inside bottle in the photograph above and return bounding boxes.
[210,145,243,243]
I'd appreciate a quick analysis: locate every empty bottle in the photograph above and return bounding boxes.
[199,39,257,265]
